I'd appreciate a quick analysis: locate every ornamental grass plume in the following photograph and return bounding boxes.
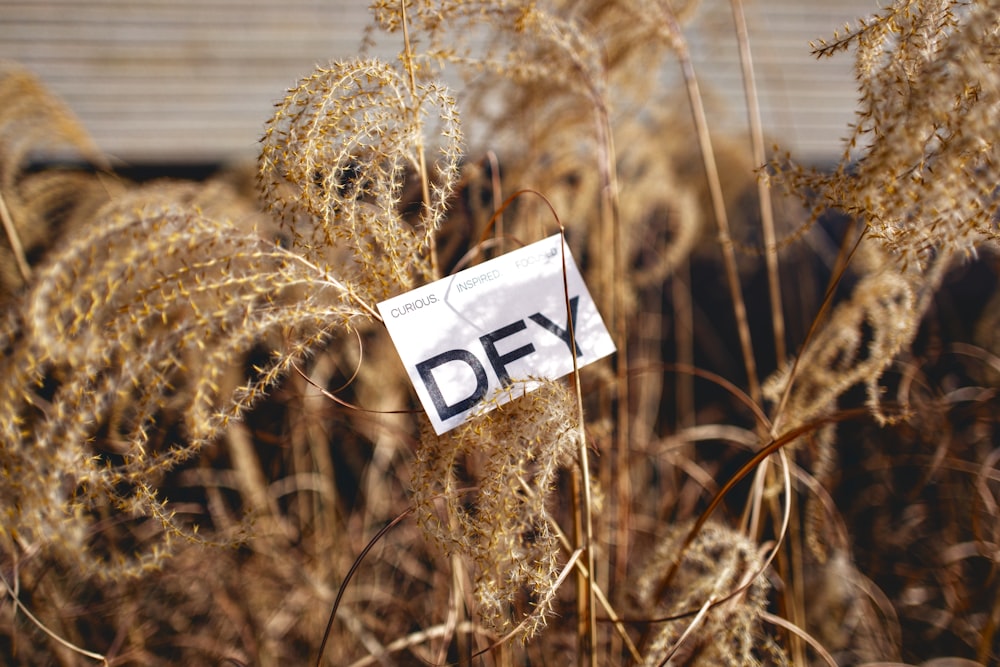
[635,521,785,667]
[411,378,578,639]
[0,50,464,663]
[0,62,110,301]
[0,180,372,579]
[1,51,464,580]
[768,0,1000,428]
[805,0,1000,273]
[763,251,919,428]
[258,58,463,300]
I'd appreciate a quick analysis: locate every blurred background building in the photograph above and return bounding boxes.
[0,0,877,169]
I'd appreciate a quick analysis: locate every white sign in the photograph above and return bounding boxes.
[377,234,616,434]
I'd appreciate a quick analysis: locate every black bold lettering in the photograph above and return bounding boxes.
[480,320,535,386]
[416,350,488,421]
[529,295,582,356]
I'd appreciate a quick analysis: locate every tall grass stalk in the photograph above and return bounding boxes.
[659,2,762,406]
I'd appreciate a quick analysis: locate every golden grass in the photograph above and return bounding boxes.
[2,1,1000,665]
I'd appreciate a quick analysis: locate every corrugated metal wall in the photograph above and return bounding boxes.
[0,0,876,164]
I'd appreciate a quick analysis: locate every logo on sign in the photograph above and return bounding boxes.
[377,235,615,434]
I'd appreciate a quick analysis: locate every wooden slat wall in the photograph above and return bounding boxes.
[0,0,876,164]
[687,3,869,161]
[1,0,386,164]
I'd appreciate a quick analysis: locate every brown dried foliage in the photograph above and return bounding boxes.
[2,1,1000,665]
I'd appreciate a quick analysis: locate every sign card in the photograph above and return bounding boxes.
[377,234,616,434]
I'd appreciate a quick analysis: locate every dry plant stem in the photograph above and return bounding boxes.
[399,0,438,278]
[548,27,627,631]
[283,251,384,321]
[656,406,873,601]
[771,218,864,433]
[744,450,804,663]
[555,521,643,662]
[561,229,598,667]
[593,96,632,664]
[760,449,794,581]
[663,6,761,406]
[982,585,1000,664]
[346,621,483,667]
[575,452,597,667]
[784,491,808,665]
[479,189,601,659]
[730,0,785,365]
[316,507,415,667]
[760,611,838,667]
[513,474,643,662]
[487,150,503,254]
[0,571,108,665]
[657,595,716,667]
[744,450,806,660]
[673,263,696,429]
[743,455,769,539]
[441,485,476,665]
[570,465,588,659]
[444,553,471,667]
[736,449,794,581]
[0,189,30,282]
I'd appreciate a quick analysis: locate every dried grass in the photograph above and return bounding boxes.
[2,1,1000,665]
